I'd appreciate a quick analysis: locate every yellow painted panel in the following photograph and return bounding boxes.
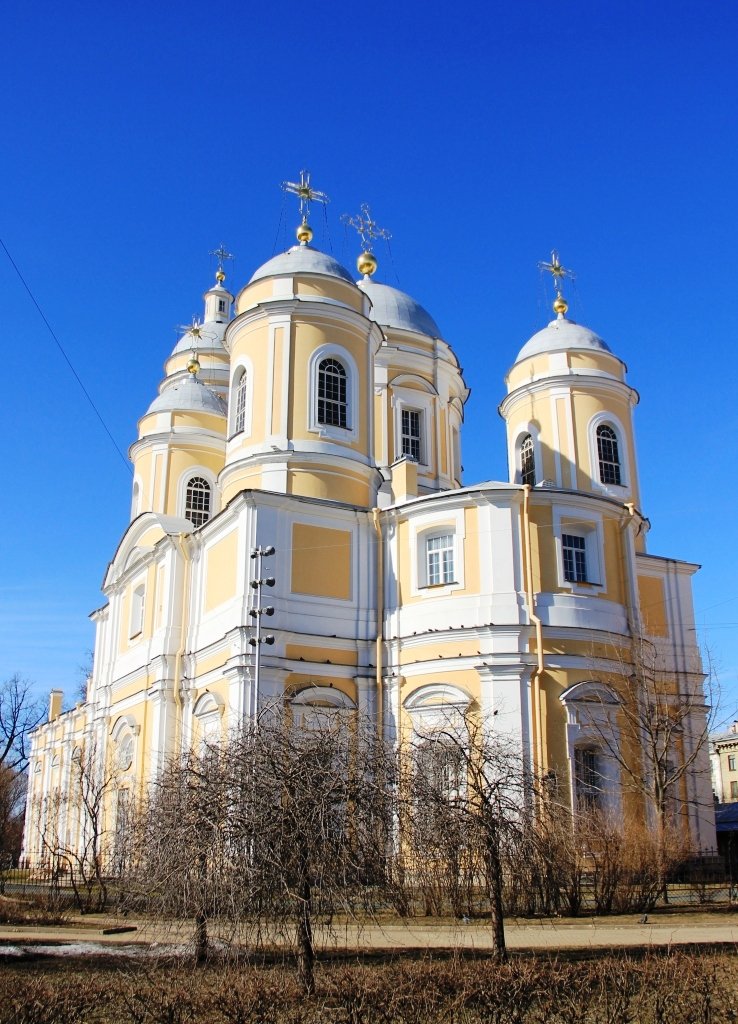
[271,326,284,435]
[399,640,479,666]
[171,411,226,430]
[204,530,238,613]
[462,507,480,594]
[285,674,357,703]
[287,467,370,507]
[286,644,358,666]
[638,575,669,638]
[291,524,351,600]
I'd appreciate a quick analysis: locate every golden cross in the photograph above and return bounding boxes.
[281,170,330,222]
[210,244,234,274]
[341,203,391,252]
[538,250,575,289]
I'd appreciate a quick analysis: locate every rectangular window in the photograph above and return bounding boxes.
[218,299,226,313]
[562,534,587,583]
[731,781,738,799]
[426,534,454,586]
[574,747,601,810]
[729,755,736,772]
[401,409,422,462]
[129,585,145,638]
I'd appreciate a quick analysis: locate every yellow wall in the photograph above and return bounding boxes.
[291,524,352,600]
[638,575,669,638]
[204,530,239,613]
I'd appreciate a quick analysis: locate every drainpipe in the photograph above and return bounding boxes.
[521,484,545,782]
[372,508,384,739]
[620,502,639,634]
[173,533,193,756]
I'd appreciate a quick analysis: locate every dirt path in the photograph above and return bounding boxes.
[3,908,738,955]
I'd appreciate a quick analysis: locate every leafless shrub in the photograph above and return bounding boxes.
[0,974,99,1024]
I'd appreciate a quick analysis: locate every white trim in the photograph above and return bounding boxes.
[176,465,219,524]
[510,424,541,485]
[229,357,255,438]
[291,685,356,709]
[307,343,359,442]
[409,507,466,597]
[587,410,630,495]
[553,505,606,593]
[392,383,435,472]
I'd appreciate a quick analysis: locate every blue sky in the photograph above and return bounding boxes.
[2,0,737,719]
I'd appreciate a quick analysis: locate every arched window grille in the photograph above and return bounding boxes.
[317,358,347,428]
[596,425,621,485]
[185,476,211,528]
[234,371,248,433]
[520,433,536,486]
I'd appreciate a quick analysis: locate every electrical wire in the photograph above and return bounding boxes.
[0,235,132,474]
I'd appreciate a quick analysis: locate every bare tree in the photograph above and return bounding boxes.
[573,633,716,893]
[0,674,44,773]
[401,713,528,961]
[128,707,398,992]
[0,765,26,883]
[32,740,122,912]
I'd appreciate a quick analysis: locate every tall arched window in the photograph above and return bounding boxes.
[520,433,536,486]
[185,476,211,528]
[317,358,347,428]
[234,370,248,433]
[596,424,621,485]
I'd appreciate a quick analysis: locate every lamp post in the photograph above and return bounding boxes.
[249,545,276,717]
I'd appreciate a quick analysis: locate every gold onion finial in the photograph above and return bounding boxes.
[187,354,201,376]
[282,170,329,245]
[538,250,575,317]
[341,203,391,278]
[210,244,234,285]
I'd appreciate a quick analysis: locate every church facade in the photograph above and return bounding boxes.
[22,209,716,864]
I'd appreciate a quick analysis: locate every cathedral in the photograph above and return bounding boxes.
[23,178,716,863]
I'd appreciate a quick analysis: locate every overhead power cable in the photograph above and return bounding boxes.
[0,236,132,474]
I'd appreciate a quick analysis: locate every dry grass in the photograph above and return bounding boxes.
[1,949,737,1023]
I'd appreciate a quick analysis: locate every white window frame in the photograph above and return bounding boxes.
[553,506,605,592]
[192,692,225,753]
[229,359,254,438]
[560,681,622,819]
[307,344,359,442]
[425,532,455,587]
[401,407,423,463]
[511,425,541,486]
[184,475,212,529]
[587,412,629,493]
[129,582,145,639]
[410,509,465,596]
[177,466,218,524]
[392,386,435,473]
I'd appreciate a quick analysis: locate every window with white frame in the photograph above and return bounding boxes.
[520,433,536,486]
[129,584,145,638]
[185,476,211,528]
[574,746,602,810]
[234,370,248,433]
[317,358,348,428]
[562,533,588,583]
[401,408,422,462]
[217,298,226,314]
[596,424,622,486]
[426,533,455,586]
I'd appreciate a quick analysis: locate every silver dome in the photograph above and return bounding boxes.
[515,316,613,363]
[358,279,442,338]
[146,376,226,416]
[249,245,355,285]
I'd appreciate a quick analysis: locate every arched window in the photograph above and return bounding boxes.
[596,424,621,485]
[185,476,211,528]
[317,358,347,429]
[234,370,248,433]
[520,433,536,486]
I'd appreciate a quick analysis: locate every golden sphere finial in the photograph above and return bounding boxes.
[187,355,201,376]
[215,269,226,284]
[553,292,568,316]
[357,250,378,277]
[296,220,313,244]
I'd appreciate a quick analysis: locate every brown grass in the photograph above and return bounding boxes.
[1,949,737,1023]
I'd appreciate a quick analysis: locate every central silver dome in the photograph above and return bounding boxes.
[249,245,355,285]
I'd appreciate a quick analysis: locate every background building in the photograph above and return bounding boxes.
[22,207,716,865]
